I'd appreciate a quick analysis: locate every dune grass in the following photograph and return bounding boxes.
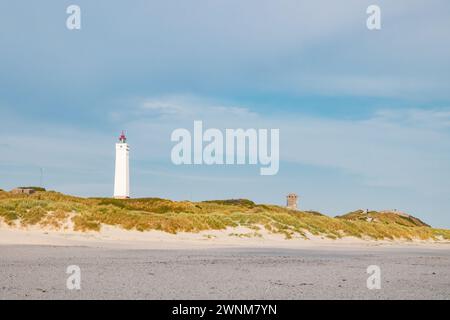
[0,190,449,240]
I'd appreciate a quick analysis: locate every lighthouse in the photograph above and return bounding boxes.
[114,131,130,199]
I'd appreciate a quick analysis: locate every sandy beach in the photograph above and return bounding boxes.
[0,224,449,299]
[1,245,449,299]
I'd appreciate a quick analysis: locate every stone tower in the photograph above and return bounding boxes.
[114,131,130,199]
[286,193,298,210]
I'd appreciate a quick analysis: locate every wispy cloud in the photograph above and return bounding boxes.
[139,98,187,116]
[374,108,450,128]
[110,95,258,123]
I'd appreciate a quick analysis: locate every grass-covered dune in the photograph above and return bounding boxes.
[0,190,449,241]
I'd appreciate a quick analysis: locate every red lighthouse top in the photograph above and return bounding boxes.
[119,131,127,143]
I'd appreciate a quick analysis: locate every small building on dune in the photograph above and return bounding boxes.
[10,187,43,195]
[286,193,299,210]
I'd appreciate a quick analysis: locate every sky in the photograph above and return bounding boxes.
[1,0,450,227]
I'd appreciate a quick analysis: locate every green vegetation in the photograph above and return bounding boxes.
[337,210,430,227]
[0,190,449,241]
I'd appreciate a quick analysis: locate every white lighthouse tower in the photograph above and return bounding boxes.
[114,131,130,199]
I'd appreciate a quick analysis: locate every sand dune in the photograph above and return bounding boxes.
[1,222,449,250]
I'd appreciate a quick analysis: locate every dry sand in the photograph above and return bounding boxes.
[1,222,449,250]
[1,223,449,299]
[1,244,449,299]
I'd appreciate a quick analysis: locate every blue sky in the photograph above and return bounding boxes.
[1,0,450,227]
